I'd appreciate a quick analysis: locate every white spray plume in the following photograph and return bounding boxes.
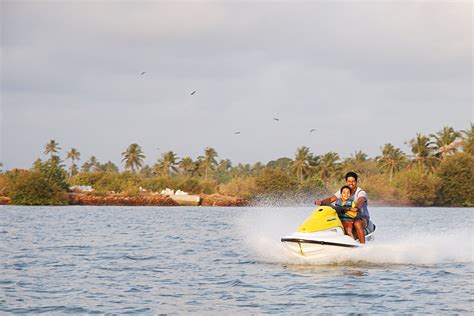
[235,207,474,266]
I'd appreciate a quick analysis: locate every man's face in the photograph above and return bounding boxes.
[346,176,357,191]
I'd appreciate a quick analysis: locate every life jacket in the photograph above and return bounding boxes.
[335,199,357,218]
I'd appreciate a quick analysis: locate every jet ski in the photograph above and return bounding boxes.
[281,205,376,258]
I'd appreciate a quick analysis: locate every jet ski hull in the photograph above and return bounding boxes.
[281,226,375,258]
[281,239,354,258]
[281,229,364,258]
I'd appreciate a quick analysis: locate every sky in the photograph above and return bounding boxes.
[1,1,472,171]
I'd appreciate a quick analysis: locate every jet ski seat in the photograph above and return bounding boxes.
[364,220,376,236]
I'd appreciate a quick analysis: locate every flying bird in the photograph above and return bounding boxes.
[190,90,197,95]
[309,129,317,133]
[273,118,279,121]
[234,131,241,135]
[141,72,146,75]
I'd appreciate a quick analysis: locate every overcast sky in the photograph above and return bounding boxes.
[1,1,472,171]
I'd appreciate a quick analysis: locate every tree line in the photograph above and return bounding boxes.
[1,124,473,206]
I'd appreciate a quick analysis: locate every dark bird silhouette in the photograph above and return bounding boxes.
[234,131,241,135]
[141,72,146,75]
[273,118,279,121]
[191,90,197,95]
[309,129,317,133]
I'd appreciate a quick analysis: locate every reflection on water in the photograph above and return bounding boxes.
[280,263,369,280]
[0,206,473,314]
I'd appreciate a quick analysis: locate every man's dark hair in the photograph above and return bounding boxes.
[345,171,358,181]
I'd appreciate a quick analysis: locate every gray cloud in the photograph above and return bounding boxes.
[1,1,472,170]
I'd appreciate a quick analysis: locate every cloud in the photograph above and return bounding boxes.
[1,1,472,170]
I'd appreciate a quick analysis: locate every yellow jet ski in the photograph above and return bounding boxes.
[281,205,376,258]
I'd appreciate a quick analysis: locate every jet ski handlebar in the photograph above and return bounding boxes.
[319,204,352,216]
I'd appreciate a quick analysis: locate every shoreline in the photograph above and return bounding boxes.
[0,193,248,207]
[0,195,470,207]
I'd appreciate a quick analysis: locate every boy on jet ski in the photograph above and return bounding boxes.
[315,172,371,244]
[335,185,358,239]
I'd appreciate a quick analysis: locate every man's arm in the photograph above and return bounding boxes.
[315,195,337,206]
[356,196,366,209]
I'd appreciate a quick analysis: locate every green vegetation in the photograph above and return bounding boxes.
[4,161,68,205]
[435,153,474,206]
[0,124,473,206]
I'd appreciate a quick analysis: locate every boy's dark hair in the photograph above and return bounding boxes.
[340,185,351,193]
[345,171,358,181]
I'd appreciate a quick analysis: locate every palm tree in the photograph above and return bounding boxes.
[155,151,179,176]
[217,159,232,173]
[65,148,81,178]
[44,139,61,160]
[179,156,195,176]
[317,152,340,183]
[407,133,438,172]
[353,150,368,163]
[102,161,119,173]
[290,146,312,184]
[198,147,218,179]
[81,156,102,172]
[342,150,367,169]
[460,123,474,155]
[230,163,252,178]
[121,143,145,173]
[430,126,461,159]
[376,143,407,182]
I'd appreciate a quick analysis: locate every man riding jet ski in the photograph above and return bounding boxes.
[281,172,375,258]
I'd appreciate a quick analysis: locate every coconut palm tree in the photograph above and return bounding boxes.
[460,123,474,155]
[121,143,145,173]
[81,156,103,172]
[430,126,461,159]
[317,152,340,183]
[343,150,367,167]
[65,148,81,178]
[179,156,195,176]
[407,133,438,172]
[376,143,407,182]
[155,151,179,176]
[217,159,232,173]
[291,146,312,184]
[214,159,233,182]
[353,150,368,162]
[102,161,119,173]
[44,139,61,160]
[198,147,218,179]
[230,163,252,178]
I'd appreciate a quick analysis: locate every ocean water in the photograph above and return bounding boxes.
[0,205,473,314]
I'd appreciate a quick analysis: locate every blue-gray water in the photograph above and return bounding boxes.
[1,206,473,314]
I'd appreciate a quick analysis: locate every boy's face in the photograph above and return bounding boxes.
[341,188,351,200]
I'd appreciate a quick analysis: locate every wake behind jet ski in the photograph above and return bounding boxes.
[281,205,376,258]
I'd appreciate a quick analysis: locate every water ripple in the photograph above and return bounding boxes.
[0,206,472,314]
